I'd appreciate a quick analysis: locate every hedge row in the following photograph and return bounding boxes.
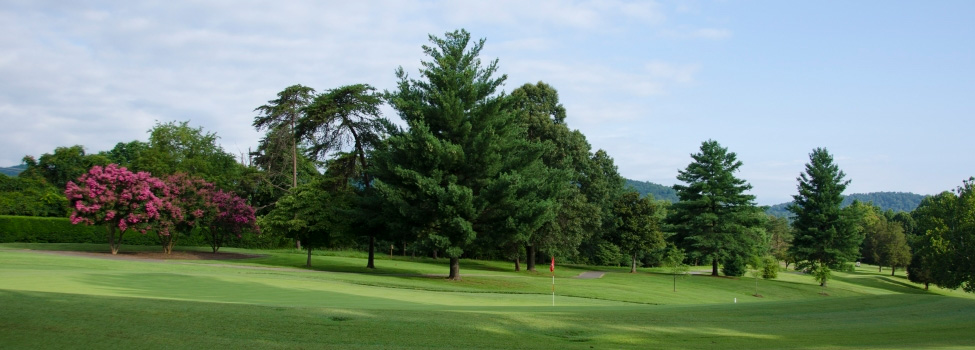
[0,215,284,249]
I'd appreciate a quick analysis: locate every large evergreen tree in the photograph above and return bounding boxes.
[666,140,762,276]
[253,84,316,190]
[788,148,860,287]
[374,29,527,280]
[297,83,390,269]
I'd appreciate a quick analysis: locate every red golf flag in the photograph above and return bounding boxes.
[550,257,555,272]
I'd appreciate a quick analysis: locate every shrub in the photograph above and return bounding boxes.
[722,255,747,277]
[0,215,206,247]
[762,255,779,279]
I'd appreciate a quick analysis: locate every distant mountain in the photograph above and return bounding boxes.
[0,164,26,177]
[624,179,678,202]
[765,191,928,218]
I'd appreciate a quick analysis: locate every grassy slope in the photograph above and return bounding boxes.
[2,243,974,349]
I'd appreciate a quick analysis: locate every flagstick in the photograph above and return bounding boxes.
[551,256,555,306]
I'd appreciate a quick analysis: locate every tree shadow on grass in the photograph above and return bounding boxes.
[831,274,929,294]
[75,272,425,309]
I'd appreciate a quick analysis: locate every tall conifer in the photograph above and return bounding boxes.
[666,140,762,276]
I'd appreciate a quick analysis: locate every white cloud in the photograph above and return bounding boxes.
[441,0,665,30]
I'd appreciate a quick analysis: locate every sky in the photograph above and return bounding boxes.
[2,1,973,205]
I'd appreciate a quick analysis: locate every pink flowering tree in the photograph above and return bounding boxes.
[208,189,258,253]
[160,173,214,254]
[65,164,177,255]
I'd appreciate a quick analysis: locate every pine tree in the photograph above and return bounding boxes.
[373,29,527,280]
[666,140,763,276]
[788,148,860,287]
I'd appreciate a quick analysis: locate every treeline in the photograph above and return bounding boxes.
[625,179,679,202]
[2,29,973,292]
[766,191,927,218]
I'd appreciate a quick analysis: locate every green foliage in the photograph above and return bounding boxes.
[721,254,747,277]
[375,29,533,279]
[662,246,689,292]
[852,202,911,274]
[789,148,861,285]
[624,179,678,202]
[298,83,393,268]
[761,255,779,279]
[0,215,277,249]
[666,140,764,276]
[0,215,157,245]
[813,263,831,287]
[910,179,975,293]
[842,192,927,212]
[766,214,793,266]
[259,169,354,266]
[33,145,109,190]
[506,81,587,269]
[766,192,928,219]
[610,191,665,272]
[250,85,320,216]
[0,175,66,217]
[100,141,150,170]
[141,121,243,190]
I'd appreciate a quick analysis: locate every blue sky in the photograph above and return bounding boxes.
[1,1,973,205]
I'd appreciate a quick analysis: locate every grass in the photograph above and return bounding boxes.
[2,243,975,349]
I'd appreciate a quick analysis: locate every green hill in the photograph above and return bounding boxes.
[624,179,678,202]
[0,164,26,177]
[766,191,928,218]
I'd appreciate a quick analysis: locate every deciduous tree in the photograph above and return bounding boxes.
[65,164,176,254]
[259,171,352,267]
[209,189,258,253]
[160,173,215,254]
[610,191,665,273]
[910,179,975,292]
[142,121,242,190]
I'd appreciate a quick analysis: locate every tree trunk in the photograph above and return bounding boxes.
[107,226,118,255]
[162,233,177,255]
[526,245,536,272]
[924,282,929,290]
[296,239,301,250]
[447,257,461,281]
[367,235,376,269]
[891,267,896,276]
[403,242,407,257]
[514,257,521,271]
[209,231,218,253]
[432,249,438,259]
[630,253,637,273]
[306,246,313,267]
[711,258,719,276]
[879,265,882,272]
